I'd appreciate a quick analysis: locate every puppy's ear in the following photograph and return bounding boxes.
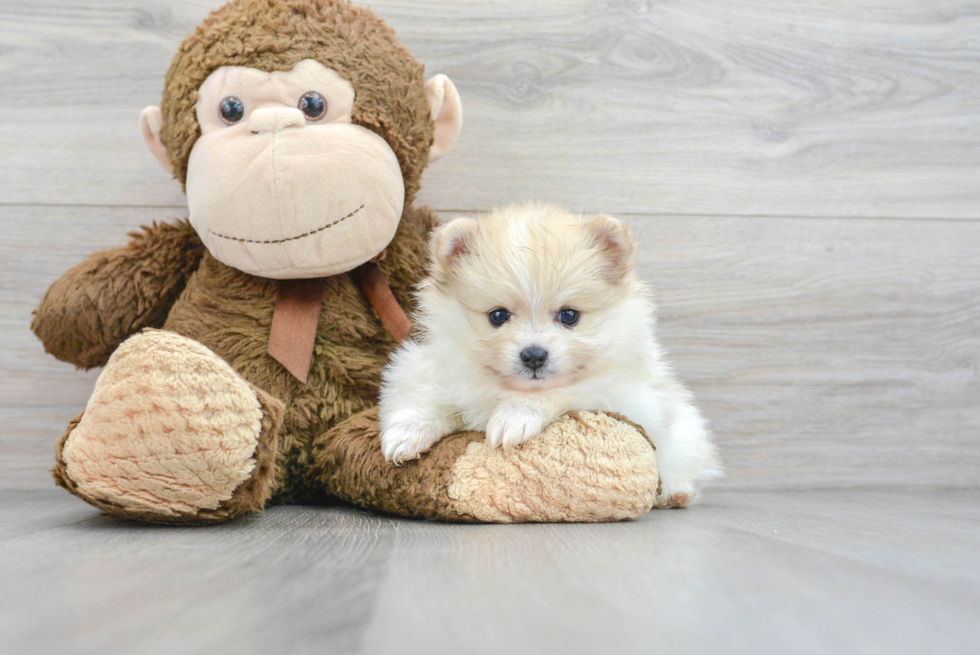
[430,217,479,278]
[583,214,635,282]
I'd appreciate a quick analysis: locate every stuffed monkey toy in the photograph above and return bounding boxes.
[32,0,660,524]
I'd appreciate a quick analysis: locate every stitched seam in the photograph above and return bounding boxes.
[208,205,364,244]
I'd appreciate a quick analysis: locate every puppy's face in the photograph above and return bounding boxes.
[423,204,642,392]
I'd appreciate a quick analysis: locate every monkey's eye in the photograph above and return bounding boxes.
[557,308,581,328]
[299,91,327,121]
[488,308,511,327]
[219,96,245,125]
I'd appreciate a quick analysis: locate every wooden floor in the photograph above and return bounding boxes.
[2,1,979,653]
[0,489,977,655]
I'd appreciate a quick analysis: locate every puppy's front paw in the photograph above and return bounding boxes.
[381,420,444,464]
[485,404,547,448]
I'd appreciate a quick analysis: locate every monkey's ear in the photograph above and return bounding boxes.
[424,75,462,163]
[583,214,636,282]
[430,217,478,278]
[139,106,174,175]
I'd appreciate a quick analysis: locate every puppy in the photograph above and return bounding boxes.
[379,203,721,507]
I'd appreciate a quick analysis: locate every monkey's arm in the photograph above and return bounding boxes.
[32,219,205,369]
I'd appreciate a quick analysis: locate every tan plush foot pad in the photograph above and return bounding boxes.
[55,330,282,523]
[447,411,660,523]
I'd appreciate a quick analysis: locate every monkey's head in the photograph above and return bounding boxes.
[140,0,462,279]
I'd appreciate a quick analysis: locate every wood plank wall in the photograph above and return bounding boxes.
[1,1,977,491]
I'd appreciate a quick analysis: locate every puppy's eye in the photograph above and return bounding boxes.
[488,308,511,327]
[557,308,580,328]
[299,91,327,120]
[219,96,245,125]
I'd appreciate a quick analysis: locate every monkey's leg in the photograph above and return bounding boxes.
[53,330,284,524]
[312,408,659,523]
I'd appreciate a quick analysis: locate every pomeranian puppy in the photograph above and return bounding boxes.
[379,203,721,507]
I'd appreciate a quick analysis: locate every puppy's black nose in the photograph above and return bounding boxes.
[520,346,548,371]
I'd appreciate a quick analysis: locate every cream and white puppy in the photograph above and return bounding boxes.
[379,203,721,507]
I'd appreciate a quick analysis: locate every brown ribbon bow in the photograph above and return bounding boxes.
[266,252,411,383]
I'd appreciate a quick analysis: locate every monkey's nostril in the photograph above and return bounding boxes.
[520,346,548,371]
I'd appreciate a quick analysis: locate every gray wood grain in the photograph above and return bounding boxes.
[3,206,978,491]
[0,489,978,655]
[1,0,978,217]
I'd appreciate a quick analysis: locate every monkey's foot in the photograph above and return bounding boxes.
[314,408,659,523]
[53,330,283,524]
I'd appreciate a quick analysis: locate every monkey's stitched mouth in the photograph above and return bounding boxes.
[208,204,364,244]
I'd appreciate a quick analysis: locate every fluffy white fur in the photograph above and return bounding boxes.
[379,203,721,508]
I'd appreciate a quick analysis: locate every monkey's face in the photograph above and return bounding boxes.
[185,59,405,279]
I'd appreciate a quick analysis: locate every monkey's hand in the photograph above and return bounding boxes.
[32,219,205,369]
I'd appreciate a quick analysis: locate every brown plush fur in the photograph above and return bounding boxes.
[32,221,204,369]
[313,406,480,521]
[161,0,434,204]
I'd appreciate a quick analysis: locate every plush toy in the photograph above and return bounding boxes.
[31,0,660,524]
